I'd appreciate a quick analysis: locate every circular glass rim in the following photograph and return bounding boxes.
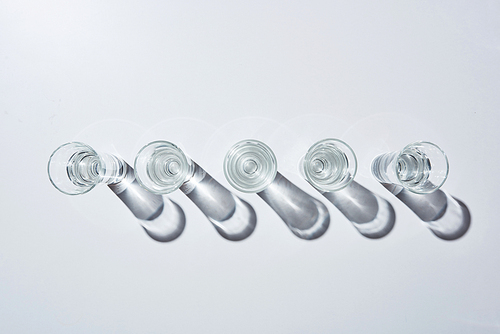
[396,140,449,194]
[133,140,191,195]
[303,138,357,192]
[47,141,99,196]
[223,139,278,193]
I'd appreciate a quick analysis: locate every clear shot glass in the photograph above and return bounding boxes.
[48,142,186,242]
[371,141,470,240]
[134,141,257,241]
[48,142,126,195]
[224,139,330,240]
[302,139,395,239]
[371,141,449,194]
[302,139,357,193]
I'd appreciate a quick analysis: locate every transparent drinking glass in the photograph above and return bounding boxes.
[302,139,395,239]
[48,142,186,242]
[134,140,257,241]
[224,139,330,240]
[371,141,449,194]
[302,139,357,193]
[371,141,470,240]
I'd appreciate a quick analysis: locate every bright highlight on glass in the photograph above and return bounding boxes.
[303,138,357,193]
[371,141,449,194]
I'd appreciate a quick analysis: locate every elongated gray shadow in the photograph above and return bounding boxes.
[321,181,395,239]
[180,162,257,241]
[381,183,470,240]
[108,163,186,242]
[257,172,330,240]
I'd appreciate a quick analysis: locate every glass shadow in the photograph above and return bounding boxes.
[180,162,257,241]
[321,181,395,239]
[257,172,330,240]
[382,183,470,240]
[108,163,186,242]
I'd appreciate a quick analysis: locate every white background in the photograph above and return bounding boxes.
[1,0,499,333]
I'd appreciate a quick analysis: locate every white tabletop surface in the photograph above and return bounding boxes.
[1,1,499,333]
